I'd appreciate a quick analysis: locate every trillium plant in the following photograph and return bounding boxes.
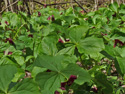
[0,2,125,94]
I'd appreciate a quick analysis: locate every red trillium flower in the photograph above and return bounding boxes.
[67,75,77,86]
[47,16,51,20]
[28,34,33,38]
[91,86,98,93]
[61,82,67,87]
[54,84,66,94]
[44,4,47,8]
[112,13,116,17]
[8,52,13,55]
[58,39,64,43]
[6,38,14,45]
[5,21,9,25]
[101,32,108,36]
[114,39,124,48]
[0,22,1,25]
[4,51,13,55]
[46,69,51,72]
[47,15,55,21]
[55,91,60,94]
[60,12,63,15]
[52,15,55,21]
[80,10,84,15]
[60,87,66,90]
[38,12,41,17]
[65,39,70,42]
[54,75,77,93]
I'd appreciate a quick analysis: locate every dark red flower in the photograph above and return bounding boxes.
[65,39,70,42]
[55,91,60,94]
[4,51,13,55]
[47,16,51,20]
[107,17,109,24]
[44,4,47,8]
[46,69,51,72]
[38,12,41,17]
[101,32,108,36]
[5,21,9,25]
[6,38,14,45]
[91,86,98,93]
[60,12,63,15]
[0,23,1,25]
[60,87,66,90]
[8,52,13,55]
[58,39,64,43]
[61,82,66,87]
[52,15,55,21]
[80,10,84,15]
[114,39,124,48]
[67,75,77,86]
[54,83,66,94]
[28,34,33,38]
[112,13,116,17]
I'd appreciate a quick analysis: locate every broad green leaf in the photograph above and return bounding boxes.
[92,14,101,24]
[109,2,119,13]
[41,90,53,94]
[10,13,20,28]
[121,47,125,57]
[14,56,25,66]
[119,9,125,14]
[34,54,64,71]
[68,25,89,43]
[42,25,55,36]
[77,37,105,54]
[41,34,58,55]
[35,72,65,93]
[31,66,47,78]
[116,57,125,75]
[101,45,122,59]
[62,64,91,85]
[0,57,16,65]
[9,78,40,94]
[0,65,17,93]
[34,54,90,92]
[56,46,75,55]
[94,72,113,94]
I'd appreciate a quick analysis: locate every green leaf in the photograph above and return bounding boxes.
[121,47,125,57]
[0,65,17,93]
[31,66,47,78]
[94,72,113,94]
[62,64,91,85]
[42,25,55,36]
[34,55,64,71]
[41,90,53,94]
[101,46,122,59]
[68,25,89,43]
[41,34,58,55]
[0,57,17,65]
[34,54,90,92]
[14,56,25,66]
[119,9,125,14]
[109,2,119,13]
[56,46,75,55]
[77,37,105,54]
[35,72,64,93]
[116,57,125,75]
[9,78,40,94]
